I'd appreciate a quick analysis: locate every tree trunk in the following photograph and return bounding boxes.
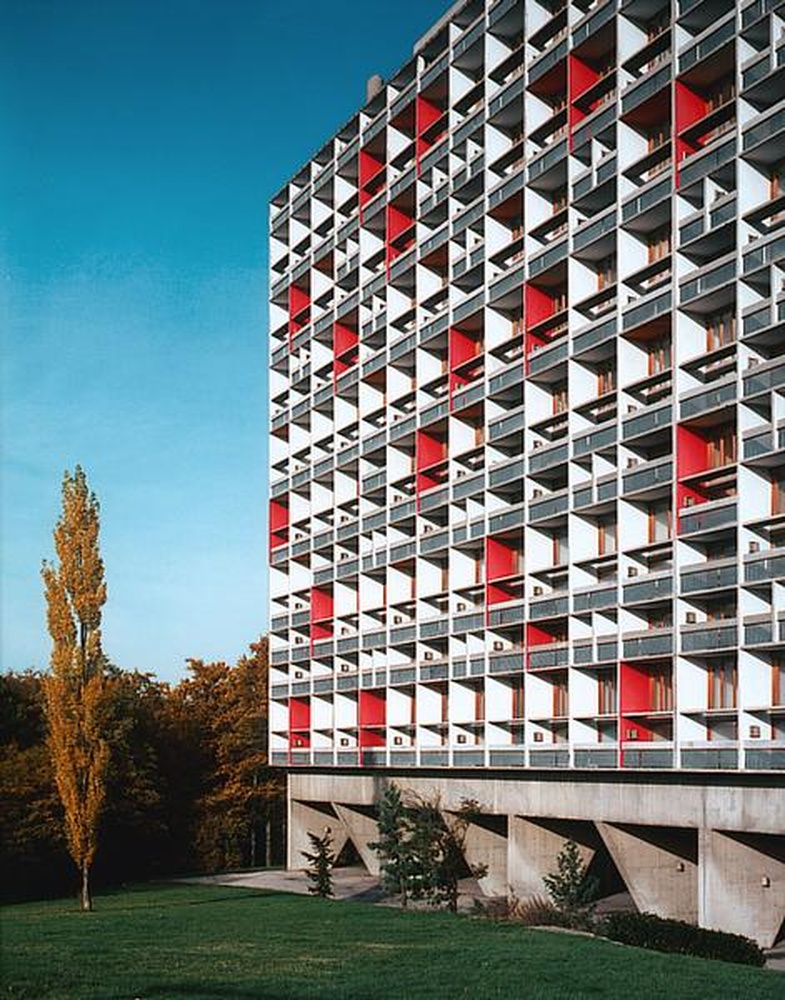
[80,860,92,912]
[264,818,272,868]
[250,824,257,869]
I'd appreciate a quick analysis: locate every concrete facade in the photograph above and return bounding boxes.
[288,769,785,946]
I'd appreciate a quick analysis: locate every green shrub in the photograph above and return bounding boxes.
[600,911,766,967]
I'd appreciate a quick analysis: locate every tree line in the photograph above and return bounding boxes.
[1,467,284,905]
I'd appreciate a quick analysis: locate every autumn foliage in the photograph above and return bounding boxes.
[42,466,111,911]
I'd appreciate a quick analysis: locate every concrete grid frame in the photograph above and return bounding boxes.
[268,0,785,945]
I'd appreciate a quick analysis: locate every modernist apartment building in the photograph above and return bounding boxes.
[268,0,785,944]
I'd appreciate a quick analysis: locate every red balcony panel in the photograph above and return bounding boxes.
[675,424,709,516]
[416,95,443,164]
[310,587,334,622]
[620,661,655,745]
[449,327,481,370]
[527,623,554,646]
[675,81,706,135]
[416,429,446,471]
[486,537,518,581]
[359,689,386,728]
[525,283,556,330]
[289,697,311,748]
[269,499,289,551]
[334,321,358,358]
[311,620,333,641]
[288,284,310,341]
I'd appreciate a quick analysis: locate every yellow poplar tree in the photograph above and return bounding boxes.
[42,466,110,911]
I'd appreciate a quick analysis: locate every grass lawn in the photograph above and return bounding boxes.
[1,883,781,1000]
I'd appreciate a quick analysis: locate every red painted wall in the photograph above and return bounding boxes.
[619,662,653,743]
[289,698,311,749]
[269,499,289,550]
[486,537,518,580]
[310,587,333,622]
[525,283,555,330]
[416,429,445,471]
[449,327,480,369]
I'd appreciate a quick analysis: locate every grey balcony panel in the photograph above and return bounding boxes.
[744,359,785,397]
[622,458,673,495]
[572,104,616,151]
[489,458,524,487]
[743,107,785,153]
[452,659,468,678]
[528,139,568,181]
[361,470,386,493]
[529,441,569,473]
[530,748,570,768]
[528,38,568,85]
[489,749,527,766]
[270,683,288,699]
[742,0,780,29]
[572,0,614,47]
[681,562,737,593]
[597,641,618,661]
[453,380,487,410]
[421,750,450,767]
[421,662,449,681]
[745,749,785,770]
[390,667,416,685]
[621,177,671,223]
[573,422,617,457]
[744,234,785,275]
[337,636,359,654]
[681,748,738,770]
[271,649,289,666]
[490,503,526,532]
[289,750,312,766]
[454,612,485,634]
[573,208,617,251]
[453,199,485,235]
[572,316,616,356]
[453,749,485,767]
[362,510,386,532]
[623,403,672,441]
[489,264,525,303]
[314,383,333,407]
[680,379,736,418]
[622,748,674,769]
[744,620,773,645]
[389,750,415,767]
[622,63,672,115]
[743,51,772,90]
[452,107,485,148]
[453,471,485,500]
[679,137,735,189]
[489,73,524,118]
[420,486,449,512]
[363,630,387,650]
[271,614,288,632]
[529,644,570,669]
[313,529,334,548]
[390,541,416,561]
[389,332,417,361]
[291,539,310,556]
[529,338,569,375]
[390,414,417,440]
[489,364,525,395]
[679,499,737,534]
[292,610,310,628]
[271,547,288,566]
[488,167,525,208]
[574,748,617,769]
[270,751,289,767]
[622,291,671,331]
[623,631,674,657]
[573,642,593,664]
[336,558,359,579]
[291,469,310,489]
[336,290,360,318]
[489,651,524,674]
[744,302,778,337]
[489,0,518,26]
[334,750,358,766]
[421,529,450,553]
[291,646,310,663]
[291,681,310,697]
[389,165,416,201]
[745,552,785,583]
[313,567,333,585]
[362,430,387,455]
[623,575,673,604]
[389,499,416,522]
[336,443,359,465]
[420,312,450,344]
[313,677,333,694]
[529,489,569,522]
[421,52,449,89]
[420,618,449,638]
[453,290,485,323]
[489,406,526,441]
[389,81,416,120]
[574,585,617,612]
[529,595,569,620]
[681,623,737,652]
[271,479,288,498]
[292,399,310,421]
[488,603,526,626]
[529,237,568,277]
[420,224,450,257]
[470,654,486,675]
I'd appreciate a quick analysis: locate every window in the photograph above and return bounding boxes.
[707,425,737,468]
[598,672,617,715]
[706,310,736,351]
[773,658,785,706]
[597,363,615,395]
[708,659,736,710]
[597,256,616,291]
[597,518,617,556]
[648,500,672,543]
[651,668,673,711]
[511,675,525,719]
[647,125,669,151]
[552,189,567,214]
[553,382,568,414]
[706,77,735,112]
[648,337,672,374]
[648,228,671,263]
[553,675,569,717]
[552,530,568,565]
[772,474,785,516]
[474,684,485,722]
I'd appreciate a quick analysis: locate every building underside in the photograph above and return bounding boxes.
[288,769,785,947]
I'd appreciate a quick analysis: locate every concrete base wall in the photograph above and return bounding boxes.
[287,769,785,947]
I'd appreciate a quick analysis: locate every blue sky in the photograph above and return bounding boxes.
[2,0,448,682]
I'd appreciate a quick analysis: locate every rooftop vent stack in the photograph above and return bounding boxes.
[366,74,384,103]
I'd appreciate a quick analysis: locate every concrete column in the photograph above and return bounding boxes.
[288,799,348,870]
[459,816,508,897]
[699,829,785,948]
[332,803,381,875]
[508,817,596,901]
[597,822,697,922]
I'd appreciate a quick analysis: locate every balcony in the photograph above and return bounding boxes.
[529,440,569,474]
[679,377,736,419]
[742,421,785,465]
[743,358,785,399]
[744,548,785,584]
[679,255,735,311]
[621,62,672,116]
[623,572,673,606]
[742,106,785,165]
[622,402,672,443]
[622,629,674,658]
[681,559,737,595]
[681,620,738,653]
[678,497,737,535]
[622,457,673,498]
